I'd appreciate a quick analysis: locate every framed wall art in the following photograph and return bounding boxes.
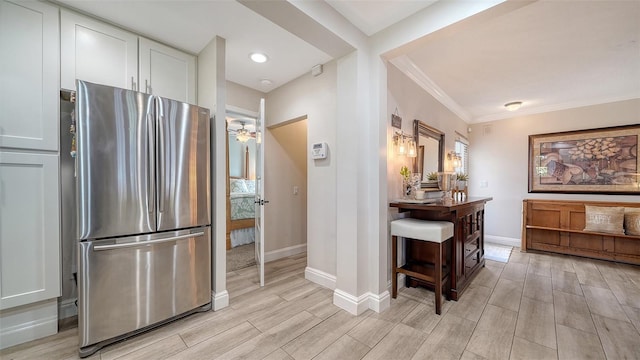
[528,125,639,194]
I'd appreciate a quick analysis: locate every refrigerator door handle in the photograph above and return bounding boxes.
[147,113,155,214]
[158,114,166,213]
[93,231,205,251]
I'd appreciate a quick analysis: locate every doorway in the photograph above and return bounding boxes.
[263,117,308,264]
[225,110,257,273]
[225,112,309,280]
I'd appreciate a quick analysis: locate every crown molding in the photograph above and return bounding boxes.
[389,55,471,123]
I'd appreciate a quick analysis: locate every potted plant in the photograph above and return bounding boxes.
[456,173,468,191]
[426,171,439,183]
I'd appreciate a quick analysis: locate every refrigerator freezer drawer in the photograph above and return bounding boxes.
[78,228,211,349]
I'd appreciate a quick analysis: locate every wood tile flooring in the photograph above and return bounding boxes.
[3,249,640,359]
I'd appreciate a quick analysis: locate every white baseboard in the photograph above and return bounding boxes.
[212,290,229,311]
[368,290,390,313]
[332,289,391,315]
[58,298,77,319]
[0,299,58,350]
[265,244,307,263]
[304,266,336,290]
[485,235,520,248]
[333,289,369,315]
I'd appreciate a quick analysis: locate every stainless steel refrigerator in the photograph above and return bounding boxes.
[73,80,211,357]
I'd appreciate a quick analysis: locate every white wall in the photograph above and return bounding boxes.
[197,36,228,310]
[226,81,263,113]
[228,136,256,179]
[386,63,469,201]
[469,98,640,244]
[265,60,337,279]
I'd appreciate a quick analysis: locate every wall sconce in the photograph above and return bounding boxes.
[394,131,416,158]
[407,139,417,157]
[448,151,462,168]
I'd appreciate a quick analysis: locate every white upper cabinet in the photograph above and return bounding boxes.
[61,9,138,91]
[0,0,59,151]
[61,10,196,102]
[139,38,196,104]
[0,151,60,310]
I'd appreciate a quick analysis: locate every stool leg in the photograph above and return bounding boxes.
[445,239,452,301]
[392,235,398,299]
[435,241,442,315]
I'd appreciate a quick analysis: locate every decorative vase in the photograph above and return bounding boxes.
[437,172,456,205]
[455,180,468,200]
[402,178,412,199]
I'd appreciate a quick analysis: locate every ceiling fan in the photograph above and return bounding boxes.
[227,121,256,143]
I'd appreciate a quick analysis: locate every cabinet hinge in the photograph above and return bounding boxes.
[60,89,76,103]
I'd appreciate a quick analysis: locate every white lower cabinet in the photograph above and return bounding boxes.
[0,151,60,349]
[0,151,60,310]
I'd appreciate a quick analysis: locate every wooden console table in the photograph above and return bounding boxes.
[390,197,492,301]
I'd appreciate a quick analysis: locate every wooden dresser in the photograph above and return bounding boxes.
[390,197,492,300]
[522,199,640,265]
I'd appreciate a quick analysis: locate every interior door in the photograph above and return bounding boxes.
[255,98,266,287]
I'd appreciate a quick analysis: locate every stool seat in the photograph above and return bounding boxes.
[391,218,453,243]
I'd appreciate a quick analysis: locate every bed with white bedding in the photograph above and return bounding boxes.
[227,178,256,249]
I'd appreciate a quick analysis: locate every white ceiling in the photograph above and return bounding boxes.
[391,0,640,123]
[325,0,437,36]
[58,0,333,92]
[57,0,640,123]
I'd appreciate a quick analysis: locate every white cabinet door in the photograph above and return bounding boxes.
[139,38,196,103]
[61,9,138,91]
[0,0,59,151]
[0,152,60,310]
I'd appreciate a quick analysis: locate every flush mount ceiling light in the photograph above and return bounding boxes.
[504,101,523,111]
[260,79,273,86]
[250,52,268,63]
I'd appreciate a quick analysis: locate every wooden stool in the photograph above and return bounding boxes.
[391,218,453,314]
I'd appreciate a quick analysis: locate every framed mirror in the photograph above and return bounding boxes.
[413,119,444,188]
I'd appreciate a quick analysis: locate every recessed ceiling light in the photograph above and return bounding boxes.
[250,52,268,63]
[504,101,523,111]
[260,79,273,86]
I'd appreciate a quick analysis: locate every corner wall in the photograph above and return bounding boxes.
[469,99,640,245]
[197,36,228,310]
[265,60,338,283]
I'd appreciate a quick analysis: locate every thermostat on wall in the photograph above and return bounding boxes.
[311,142,328,159]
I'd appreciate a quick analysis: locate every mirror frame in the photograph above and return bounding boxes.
[413,119,445,188]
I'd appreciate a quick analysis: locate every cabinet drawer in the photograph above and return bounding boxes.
[464,250,481,272]
[464,238,480,256]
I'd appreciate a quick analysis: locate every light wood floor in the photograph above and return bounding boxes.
[3,249,640,360]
